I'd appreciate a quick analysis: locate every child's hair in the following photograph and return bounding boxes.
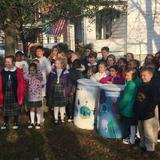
[87,66,97,74]
[29,63,37,73]
[106,54,116,64]
[72,59,82,69]
[125,53,134,59]
[32,58,40,64]
[109,65,118,71]
[125,68,137,80]
[4,55,16,63]
[36,46,44,51]
[129,59,140,68]
[101,46,109,52]
[55,57,67,69]
[117,58,127,65]
[88,52,97,59]
[98,61,106,67]
[140,66,154,75]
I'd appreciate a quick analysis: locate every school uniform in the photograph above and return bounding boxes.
[46,68,73,121]
[134,81,159,151]
[0,67,26,124]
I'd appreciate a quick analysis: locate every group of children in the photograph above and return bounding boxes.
[0,45,160,157]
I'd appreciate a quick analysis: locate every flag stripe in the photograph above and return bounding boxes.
[52,19,66,37]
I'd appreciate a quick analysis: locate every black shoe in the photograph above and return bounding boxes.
[1,123,8,130]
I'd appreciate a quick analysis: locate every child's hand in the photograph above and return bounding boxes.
[107,81,112,84]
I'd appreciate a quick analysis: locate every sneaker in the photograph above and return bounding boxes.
[61,119,65,123]
[67,118,73,122]
[122,138,130,145]
[35,124,41,129]
[28,123,34,129]
[12,123,19,130]
[1,123,7,130]
[54,120,58,124]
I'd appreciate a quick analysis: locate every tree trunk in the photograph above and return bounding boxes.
[4,24,17,56]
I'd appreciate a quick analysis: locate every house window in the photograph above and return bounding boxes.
[96,8,122,40]
[96,12,112,40]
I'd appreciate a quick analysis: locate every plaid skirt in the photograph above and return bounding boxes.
[27,101,42,108]
[52,83,66,107]
[3,87,20,117]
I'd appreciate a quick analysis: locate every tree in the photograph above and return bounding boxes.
[0,0,125,56]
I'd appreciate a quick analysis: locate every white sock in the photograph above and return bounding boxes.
[30,111,35,124]
[40,111,44,123]
[36,111,41,124]
[130,125,136,144]
[60,107,66,120]
[54,107,59,120]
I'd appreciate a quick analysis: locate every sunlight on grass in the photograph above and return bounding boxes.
[6,131,18,143]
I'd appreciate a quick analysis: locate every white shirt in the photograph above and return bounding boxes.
[90,71,109,82]
[15,60,28,74]
[37,56,52,96]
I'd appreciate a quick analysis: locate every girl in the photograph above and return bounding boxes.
[67,59,84,122]
[0,55,26,129]
[49,46,59,65]
[24,63,43,129]
[99,65,124,84]
[106,54,116,69]
[15,50,29,75]
[117,58,127,81]
[125,53,134,62]
[46,58,73,123]
[118,68,141,144]
[90,62,108,82]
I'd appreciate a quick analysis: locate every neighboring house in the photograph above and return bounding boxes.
[74,0,160,61]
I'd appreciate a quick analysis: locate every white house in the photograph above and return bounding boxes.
[74,0,160,61]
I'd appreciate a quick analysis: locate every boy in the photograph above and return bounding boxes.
[134,67,159,157]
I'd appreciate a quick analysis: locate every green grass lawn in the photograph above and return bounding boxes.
[0,113,159,160]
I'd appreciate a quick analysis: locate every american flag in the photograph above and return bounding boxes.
[52,18,66,37]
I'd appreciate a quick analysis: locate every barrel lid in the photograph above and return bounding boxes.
[99,84,124,91]
[77,78,100,87]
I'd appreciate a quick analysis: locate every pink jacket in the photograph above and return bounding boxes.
[0,68,26,107]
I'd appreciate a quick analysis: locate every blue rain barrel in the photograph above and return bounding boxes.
[74,79,100,130]
[97,84,124,138]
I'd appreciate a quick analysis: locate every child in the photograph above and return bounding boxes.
[24,63,43,129]
[15,50,29,75]
[118,69,141,144]
[117,58,127,81]
[134,67,159,157]
[35,46,51,123]
[86,66,97,79]
[46,58,73,123]
[90,62,108,82]
[0,55,26,129]
[128,59,140,76]
[99,65,124,84]
[106,54,116,69]
[125,53,134,62]
[67,59,84,122]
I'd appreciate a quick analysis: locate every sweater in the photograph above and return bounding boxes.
[134,80,158,120]
[0,67,26,106]
[99,75,124,84]
[24,73,43,102]
[118,77,141,118]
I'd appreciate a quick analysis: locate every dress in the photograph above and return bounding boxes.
[3,73,20,116]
